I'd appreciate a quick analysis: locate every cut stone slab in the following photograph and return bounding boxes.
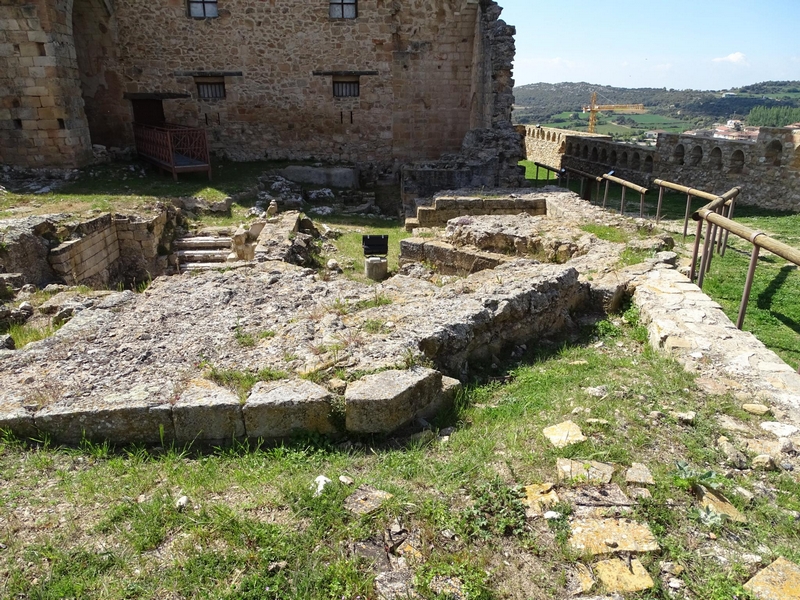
[345,368,442,433]
[761,422,799,439]
[744,403,771,416]
[745,438,784,457]
[173,379,244,442]
[0,399,37,439]
[699,487,747,523]
[345,485,393,516]
[744,557,800,600]
[718,415,750,433]
[593,558,655,593]
[625,463,655,485]
[543,420,587,448]
[522,483,559,516]
[561,484,633,507]
[557,459,615,484]
[416,376,462,422]
[243,379,335,438]
[569,518,660,556]
[34,384,175,444]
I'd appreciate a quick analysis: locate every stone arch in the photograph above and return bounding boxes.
[710,147,723,170]
[546,131,551,142]
[619,151,628,168]
[689,145,703,167]
[792,147,800,169]
[644,155,653,173]
[600,148,608,163]
[729,149,745,174]
[558,141,566,154]
[582,145,589,159]
[765,140,783,167]
[631,153,641,170]
[590,147,598,162]
[566,143,573,156]
[609,150,617,165]
[673,144,685,165]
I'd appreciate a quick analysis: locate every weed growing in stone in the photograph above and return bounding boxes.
[6,322,62,349]
[204,365,287,401]
[580,223,630,244]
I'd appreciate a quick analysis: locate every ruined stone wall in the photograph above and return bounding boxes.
[45,209,175,287]
[400,0,524,216]
[49,213,121,286]
[0,0,93,167]
[536,126,800,212]
[520,125,570,169]
[654,129,800,211]
[72,0,130,148]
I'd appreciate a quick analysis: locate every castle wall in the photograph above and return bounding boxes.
[522,124,800,212]
[0,0,92,167]
[4,0,509,170]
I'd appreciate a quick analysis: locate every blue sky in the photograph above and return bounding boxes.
[499,0,800,90]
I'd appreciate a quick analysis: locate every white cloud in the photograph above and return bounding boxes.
[713,52,747,65]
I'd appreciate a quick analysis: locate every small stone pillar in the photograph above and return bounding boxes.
[365,257,388,281]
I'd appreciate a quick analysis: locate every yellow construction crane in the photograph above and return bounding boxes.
[582,92,646,134]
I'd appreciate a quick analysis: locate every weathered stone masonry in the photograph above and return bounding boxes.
[521,124,800,212]
[2,0,512,171]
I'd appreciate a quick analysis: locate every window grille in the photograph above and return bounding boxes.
[329,0,357,19]
[188,0,218,18]
[197,81,226,99]
[333,80,359,98]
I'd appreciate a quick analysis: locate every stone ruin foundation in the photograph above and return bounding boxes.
[2,189,799,444]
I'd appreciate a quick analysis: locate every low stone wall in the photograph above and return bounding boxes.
[400,238,508,275]
[46,209,176,287]
[49,214,120,286]
[407,193,546,229]
[634,268,800,422]
[520,125,569,169]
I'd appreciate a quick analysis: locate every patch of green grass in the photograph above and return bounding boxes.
[4,321,62,348]
[353,289,392,311]
[580,223,629,243]
[618,247,654,267]
[204,365,288,401]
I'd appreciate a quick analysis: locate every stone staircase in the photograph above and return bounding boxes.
[172,232,233,274]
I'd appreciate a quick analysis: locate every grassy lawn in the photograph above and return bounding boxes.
[2,314,797,599]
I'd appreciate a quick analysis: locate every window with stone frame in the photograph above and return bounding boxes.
[196,77,226,99]
[188,0,218,18]
[333,76,359,98]
[329,0,357,19]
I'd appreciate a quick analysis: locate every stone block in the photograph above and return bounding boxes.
[399,237,426,262]
[516,197,547,211]
[173,379,244,442]
[243,379,335,439]
[280,165,359,189]
[484,198,516,209]
[0,400,37,439]
[345,367,443,433]
[433,197,457,210]
[35,384,175,444]
[416,375,462,422]
[455,197,484,210]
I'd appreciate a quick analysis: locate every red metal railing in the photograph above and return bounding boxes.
[133,122,211,181]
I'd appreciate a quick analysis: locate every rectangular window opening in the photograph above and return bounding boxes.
[13,119,22,130]
[36,43,46,56]
[57,118,65,129]
[188,0,218,18]
[196,77,226,100]
[333,76,359,98]
[329,0,357,19]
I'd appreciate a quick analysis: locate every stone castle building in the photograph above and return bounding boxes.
[1,0,520,173]
[522,125,800,212]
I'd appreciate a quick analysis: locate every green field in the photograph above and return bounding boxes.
[542,111,690,137]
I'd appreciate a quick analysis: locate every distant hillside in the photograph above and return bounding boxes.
[513,81,800,128]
